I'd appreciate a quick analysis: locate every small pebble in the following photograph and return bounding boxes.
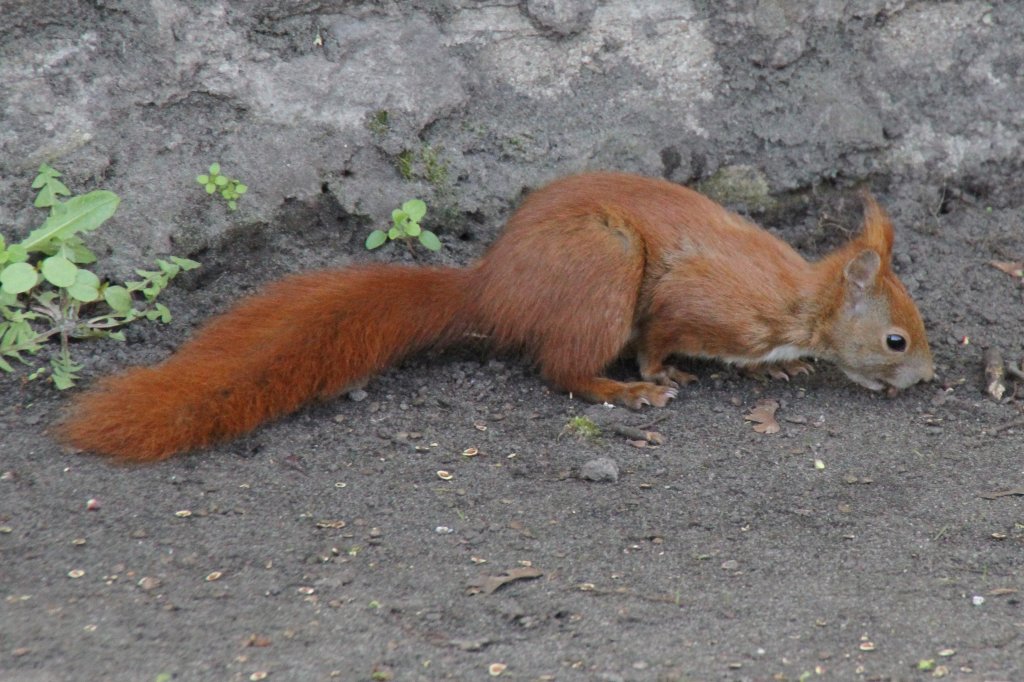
[579,457,619,482]
[137,576,161,591]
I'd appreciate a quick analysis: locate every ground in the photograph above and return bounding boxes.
[3,198,1024,681]
[2,2,1024,681]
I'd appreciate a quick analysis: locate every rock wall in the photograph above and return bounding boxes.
[1,1,1020,267]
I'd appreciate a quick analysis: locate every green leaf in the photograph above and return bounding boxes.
[34,181,70,208]
[32,164,72,207]
[170,256,201,271]
[235,184,247,195]
[228,200,237,211]
[406,223,421,237]
[388,227,401,240]
[0,263,39,294]
[103,285,133,312]
[402,199,427,222]
[51,355,83,389]
[419,230,442,252]
[214,175,228,186]
[196,174,209,184]
[1,317,40,355]
[32,163,61,188]
[68,269,101,302]
[209,162,220,175]
[155,259,180,276]
[68,281,99,302]
[61,236,98,264]
[365,230,387,250]
[146,303,172,323]
[75,268,100,288]
[391,208,406,224]
[6,244,28,263]
[41,255,78,288]
[19,190,120,253]
[205,183,216,194]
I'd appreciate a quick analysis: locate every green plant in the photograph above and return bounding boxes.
[396,145,449,188]
[196,162,247,210]
[0,164,200,388]
[367,109,390,136]
[561,415,601,440]
[397,150,415,180]
[365,199,441,252]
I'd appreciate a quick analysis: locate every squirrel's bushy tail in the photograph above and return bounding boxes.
[58,266,474,461]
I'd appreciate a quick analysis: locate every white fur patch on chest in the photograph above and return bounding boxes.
[719,344,810,367]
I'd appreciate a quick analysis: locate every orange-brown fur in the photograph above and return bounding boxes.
[59,173,932,461]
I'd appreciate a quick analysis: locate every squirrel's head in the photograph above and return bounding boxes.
[827,194,934,392]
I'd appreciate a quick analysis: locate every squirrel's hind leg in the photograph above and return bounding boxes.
[555,376,678,409]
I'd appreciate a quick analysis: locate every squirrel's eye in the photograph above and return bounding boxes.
[886,334,907,352]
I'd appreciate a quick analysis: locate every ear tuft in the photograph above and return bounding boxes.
[859,191,894,260]
[844,249,881,292]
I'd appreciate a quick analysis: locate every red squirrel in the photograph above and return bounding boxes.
[59,172,934,461]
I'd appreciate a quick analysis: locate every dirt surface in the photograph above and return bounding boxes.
[3,2,1024,681]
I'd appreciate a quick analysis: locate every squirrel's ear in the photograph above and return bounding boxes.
[844,249,881,302]
[859,191,894,260]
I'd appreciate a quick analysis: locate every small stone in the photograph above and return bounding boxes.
[579,457,619,482]
[348,389,368,402]
[138,576,161,591]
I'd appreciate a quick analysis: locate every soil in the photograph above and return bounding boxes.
[2,2,1024,681]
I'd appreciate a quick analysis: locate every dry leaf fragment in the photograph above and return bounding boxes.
[466,566,543,595]
[744,399,780,434]
[989,260,1024,279]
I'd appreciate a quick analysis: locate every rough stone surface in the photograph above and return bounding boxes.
[3,2,1024,680]
[579,456,620,483]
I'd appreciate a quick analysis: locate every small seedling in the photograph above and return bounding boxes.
[196,162,247,210]
[1,164,200,388]
[561,415,601,440]
[365,199,441,252]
